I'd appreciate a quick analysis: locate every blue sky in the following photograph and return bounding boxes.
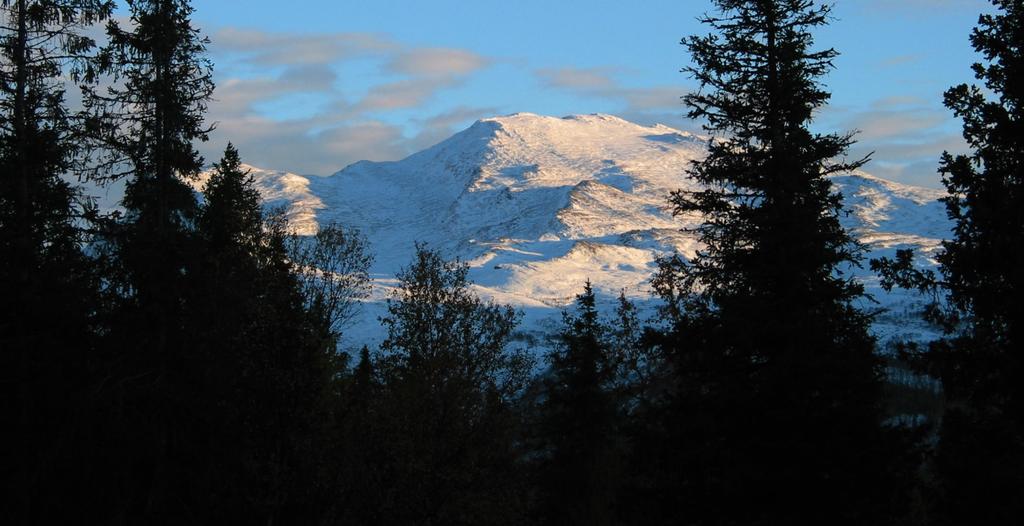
[182,0,992,187]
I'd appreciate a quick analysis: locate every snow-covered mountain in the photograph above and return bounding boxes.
[239,113,950,350]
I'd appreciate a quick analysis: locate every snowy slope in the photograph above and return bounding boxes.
[193,165,326,235]
[240,113,950,350]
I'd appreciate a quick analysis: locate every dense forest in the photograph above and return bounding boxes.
[1,0,1021,524]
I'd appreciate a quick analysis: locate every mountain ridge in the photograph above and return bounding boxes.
[224,112,949,349]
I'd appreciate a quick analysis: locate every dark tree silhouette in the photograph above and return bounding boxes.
[0,1,112,523]
[652,1,913,523]
[190,143,341,522]
[84,0,214,330]
[288,221,374,338]
[343,246,533,525]
[874,2,1024,523]
[77,0,216,520]
[534,281,625,526]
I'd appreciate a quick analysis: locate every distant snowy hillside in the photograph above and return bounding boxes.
[193,165,325,235]
[235,113,950,350]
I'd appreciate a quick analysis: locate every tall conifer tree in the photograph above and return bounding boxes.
[872,3,1024,522]
[909,2,1023,522]
[0,1,112,522]
[85,0,214,349]
[198,145,340,523]
[80,0,215,520]
[535,281,624,526]
[654,1,909,523]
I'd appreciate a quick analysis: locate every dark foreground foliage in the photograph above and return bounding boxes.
[1,1,1019,525]
[872,1,1024,524]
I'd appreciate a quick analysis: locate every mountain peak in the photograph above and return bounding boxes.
[241,112,951,347]
[481,112,631,125]
[475,111,673,136]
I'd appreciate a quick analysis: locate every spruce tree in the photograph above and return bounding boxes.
[0,1,112,522]
[79,0,215,520]
[871,4,1024,522]
[917,2,1023,522]
[196,143,262,256]
[84,0,214,348]
[325,345,384,522]
[191,143,265,396]
[535,281,624,526]
[189,144,268,519]
[653,1,909,523]
[191,144,348,523]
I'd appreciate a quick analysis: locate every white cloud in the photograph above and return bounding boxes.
[534,66,684,114]
[207,115,408,176]
[353,49,490,113]
[537,67,618,90]
[532,66,691,132]
[388,48,490,77]
[200,27,497,174]
[830,97,968,188]
[878,55,922,68]
[355,77,454,111]
[846,108,947,141]
[211,27,395,65]
[859,0,989,15]
[409,105,499,151]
